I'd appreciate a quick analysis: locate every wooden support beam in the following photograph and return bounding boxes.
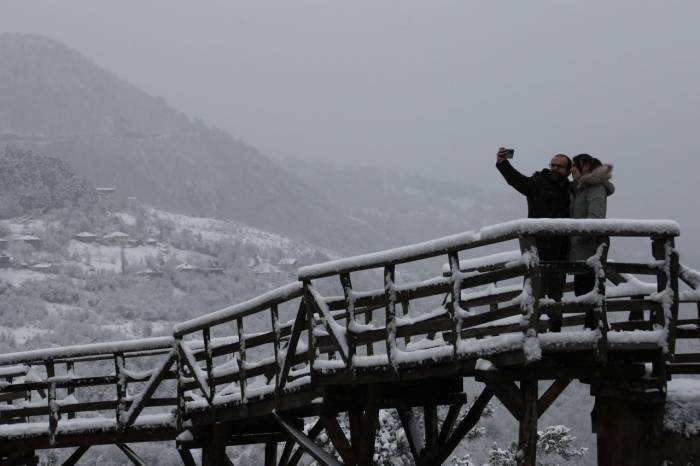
[201,424,228,466]
[321,414,356,465]
[277,440,295,466]
[486,381,524,420]
[357,387,379,466]
[265,441,277,466]
[286,419,324,466]
[177,340,212,402]
[2,451,37,466]
[423,404,439,459]
[438,403,464,447]
[177,446,197,466]
[278,301,306,394]
[433,387,494,466]
[61,446,89,466]
[397,407,424,462]
[120,349,176,430]
[538,378,572,417]
[518,380,538,466]
[116,444,147,466]
[275,414,343,466]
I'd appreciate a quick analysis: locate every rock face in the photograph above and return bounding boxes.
[0,34,367,253]
[0,148,96,217]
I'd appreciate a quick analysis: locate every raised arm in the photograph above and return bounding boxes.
[495,148,535,196]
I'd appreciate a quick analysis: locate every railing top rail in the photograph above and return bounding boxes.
[298,219,680,280]
[173,282,304,337]
[0,336,174,367]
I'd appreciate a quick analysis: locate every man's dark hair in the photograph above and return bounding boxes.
[554,154,572,170]
[573,153,601,171]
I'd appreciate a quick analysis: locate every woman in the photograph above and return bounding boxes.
[569,154,615,328]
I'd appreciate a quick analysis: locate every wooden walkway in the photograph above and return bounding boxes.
[1,219,699,466]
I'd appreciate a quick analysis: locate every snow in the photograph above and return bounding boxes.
[0,413,174,440]
[441,250,523,274]
[0,336,174,366]
[173,282,303,336]
[299,218,680,279]
[665,378,700,436]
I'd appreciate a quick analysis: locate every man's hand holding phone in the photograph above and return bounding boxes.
[496,147,515,164]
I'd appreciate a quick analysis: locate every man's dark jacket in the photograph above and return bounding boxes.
[496,160,570,260]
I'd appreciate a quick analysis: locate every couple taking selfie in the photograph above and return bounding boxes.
[495,147,615,332]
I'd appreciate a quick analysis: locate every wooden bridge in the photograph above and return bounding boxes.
[1,219,699,466]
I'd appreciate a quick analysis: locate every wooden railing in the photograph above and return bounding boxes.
[2,218,699,447]
[298,219,683,379]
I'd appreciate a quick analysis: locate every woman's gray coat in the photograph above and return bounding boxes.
[569,165,615,262]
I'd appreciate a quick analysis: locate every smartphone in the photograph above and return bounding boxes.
[503,149,515,159]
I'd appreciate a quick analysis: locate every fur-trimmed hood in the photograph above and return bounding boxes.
[575,164,615,195]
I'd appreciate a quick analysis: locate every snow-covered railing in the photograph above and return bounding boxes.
[300,218,682,378]
[0,335,184,445]
[170,282,311,433]
[298,219,680,280]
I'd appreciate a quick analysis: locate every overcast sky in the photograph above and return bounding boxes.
[2,1,699,244]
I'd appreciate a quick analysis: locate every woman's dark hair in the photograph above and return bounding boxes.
[573,153,602,171]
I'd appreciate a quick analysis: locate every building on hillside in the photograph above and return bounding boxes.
[0,255,10,268]
[144,238,159,246]
[277,258,299,271]
[253,261,281,276]
[96,187,116,196]
[13,235,41,248]
[30,263,58,274]
[137,268,164,278]
[102,231,129,245]
[74,232,97,243]
[0,239,8,250]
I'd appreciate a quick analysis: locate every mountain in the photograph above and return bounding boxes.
[0,147,96,218]
[281,157,523,246]
[0,34,370,253]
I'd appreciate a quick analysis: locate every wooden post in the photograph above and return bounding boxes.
[594,243,609,363]
[236,317,247,403]
[175,339,186,433]
[302,282,319,379]
[666,239,680,357]
[518,379,538,466]
[114,352,127,428]
[385,264,398,372]
[265,440,277,466]
[46,359,58,446]
[202,424,227,466]
[340,273,356,371]
[448,251,464,355]
[66,361,75,420]
[400,300,412,345]
[652,238,669,380]
[202,327,215,401]
[270,304,281,392]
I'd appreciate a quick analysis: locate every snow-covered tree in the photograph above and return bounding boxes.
[484,425,588,466]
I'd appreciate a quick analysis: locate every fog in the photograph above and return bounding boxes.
[2,1,699,243]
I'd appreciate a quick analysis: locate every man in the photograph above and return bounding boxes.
[495,148,572,332]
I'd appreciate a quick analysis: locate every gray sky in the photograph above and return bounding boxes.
[2,1,699,242]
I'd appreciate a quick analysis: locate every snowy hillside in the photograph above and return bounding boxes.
[0,203,337,352]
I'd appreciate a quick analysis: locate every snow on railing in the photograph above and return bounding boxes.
[299,219,680,280]
[173,282,303,336]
